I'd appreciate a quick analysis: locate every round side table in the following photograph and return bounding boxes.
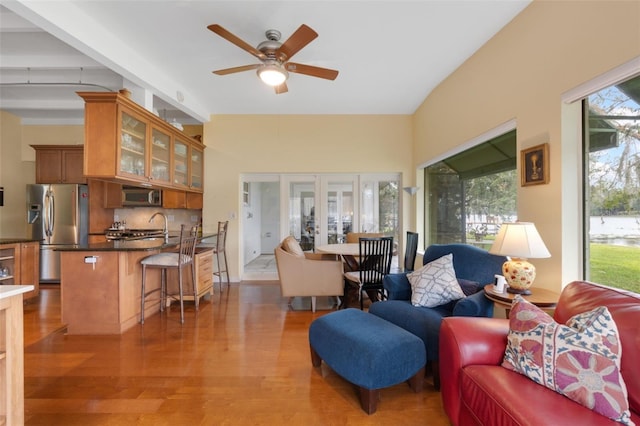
[483,284,559,318]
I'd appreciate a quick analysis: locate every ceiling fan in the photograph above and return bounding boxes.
[207,24,339,94]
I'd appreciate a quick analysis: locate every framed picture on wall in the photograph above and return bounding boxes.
[521,143,549,186]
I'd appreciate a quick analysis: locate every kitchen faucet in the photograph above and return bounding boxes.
[149,212,169,243]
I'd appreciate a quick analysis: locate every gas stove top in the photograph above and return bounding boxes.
[105,228,166,241]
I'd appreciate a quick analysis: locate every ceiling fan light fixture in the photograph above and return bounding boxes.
[257,64,288,86]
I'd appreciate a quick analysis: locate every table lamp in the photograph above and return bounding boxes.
[489,222,550,295]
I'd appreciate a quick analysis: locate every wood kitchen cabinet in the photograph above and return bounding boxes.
[78,91,204,192]
[150,126,172,186]
[103,181,123,209]
[162,189,187,209]
[32,145,86,184]
[194,248,214,301]
[18,241,39,300]
[163,190,203,209]
[172,138,189,189]
[167,247,214,305]
[190,145,204,191]
[119,107,148,181]
[0,242,39,300]
[87,179,116,235]
[186,192,204,209]
[0,245,17,287]
[171,138,204,191]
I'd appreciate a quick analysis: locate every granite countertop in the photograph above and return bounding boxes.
[56,233,216,252]
[0,238,41,245]
[56,238,179,252]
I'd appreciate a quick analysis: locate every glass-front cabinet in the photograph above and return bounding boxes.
[190,146,204,191]
[79,91,205,192]
[119,109,147,178]
[172,138,189,188]
[150,127,171,185]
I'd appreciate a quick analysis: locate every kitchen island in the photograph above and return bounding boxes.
[0,285,34,425]
[58,235,215,334]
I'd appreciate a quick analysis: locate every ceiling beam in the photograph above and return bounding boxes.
[0,99,85,109]
[2,1,208,122]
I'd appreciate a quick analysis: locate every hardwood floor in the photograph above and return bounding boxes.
[22,283,449,425]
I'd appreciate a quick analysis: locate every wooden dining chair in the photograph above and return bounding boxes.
[345,232,383,243]
[343,236,394,310]
[404,231,419,272]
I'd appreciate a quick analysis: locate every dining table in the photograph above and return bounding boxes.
[316,243,360,271]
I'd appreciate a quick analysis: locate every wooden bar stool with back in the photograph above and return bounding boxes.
[213,221,230,292]
[140,224,198,324]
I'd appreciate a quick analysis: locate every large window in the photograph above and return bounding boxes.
[583,75,640,293]
[360,179,399,244]
[423,130,517,249]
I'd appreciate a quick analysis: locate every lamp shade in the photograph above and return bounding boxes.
[257,64,288,86]
[489,222,550,295]
[403,186,419,195]
[489,222,550,259]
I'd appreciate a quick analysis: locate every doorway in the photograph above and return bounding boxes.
[241,173,400,280]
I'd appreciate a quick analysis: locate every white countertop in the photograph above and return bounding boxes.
[0,285,34,300]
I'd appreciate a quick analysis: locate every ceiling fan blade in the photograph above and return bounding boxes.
[285,62,339,80]
[276,24,318,62]
[275,82,288,94]
[212,64,260,76]
[208,24,266,60]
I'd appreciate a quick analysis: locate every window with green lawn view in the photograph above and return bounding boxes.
[423,130,517,251]
[583,75,640,293]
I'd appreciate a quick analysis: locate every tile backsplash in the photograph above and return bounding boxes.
[113,207,201,232]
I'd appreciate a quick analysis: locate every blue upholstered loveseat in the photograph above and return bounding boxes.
[368,243,506,389]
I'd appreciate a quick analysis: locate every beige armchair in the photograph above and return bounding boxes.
[274,236,344,312]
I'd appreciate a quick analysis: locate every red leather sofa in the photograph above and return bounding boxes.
[440,281,639,425]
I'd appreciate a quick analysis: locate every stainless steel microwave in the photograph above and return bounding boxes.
[122,186,162,206]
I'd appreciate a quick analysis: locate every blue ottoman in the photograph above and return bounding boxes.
[308,308,426,414]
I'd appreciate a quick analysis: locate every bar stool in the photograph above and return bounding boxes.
[213,221,230,292]
[140,225,198,324]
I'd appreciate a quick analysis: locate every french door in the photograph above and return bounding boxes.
[284,175,357,249]
[241,173,400,279]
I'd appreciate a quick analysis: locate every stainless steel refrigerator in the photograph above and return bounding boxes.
[27,184,89,282]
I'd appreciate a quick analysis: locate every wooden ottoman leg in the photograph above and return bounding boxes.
[358,387,379,415]
[408,366,425,392]
[432,361,440,390]
[309,344,322,367]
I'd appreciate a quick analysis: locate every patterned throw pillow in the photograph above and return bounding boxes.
[407,253,465,308]
[502,296,633,425]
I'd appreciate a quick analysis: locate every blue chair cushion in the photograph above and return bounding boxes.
[368,300,450,361]
[373,244,505,363]
[308,308,425,390]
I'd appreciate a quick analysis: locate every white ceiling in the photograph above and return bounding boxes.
[0,0,531,125]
